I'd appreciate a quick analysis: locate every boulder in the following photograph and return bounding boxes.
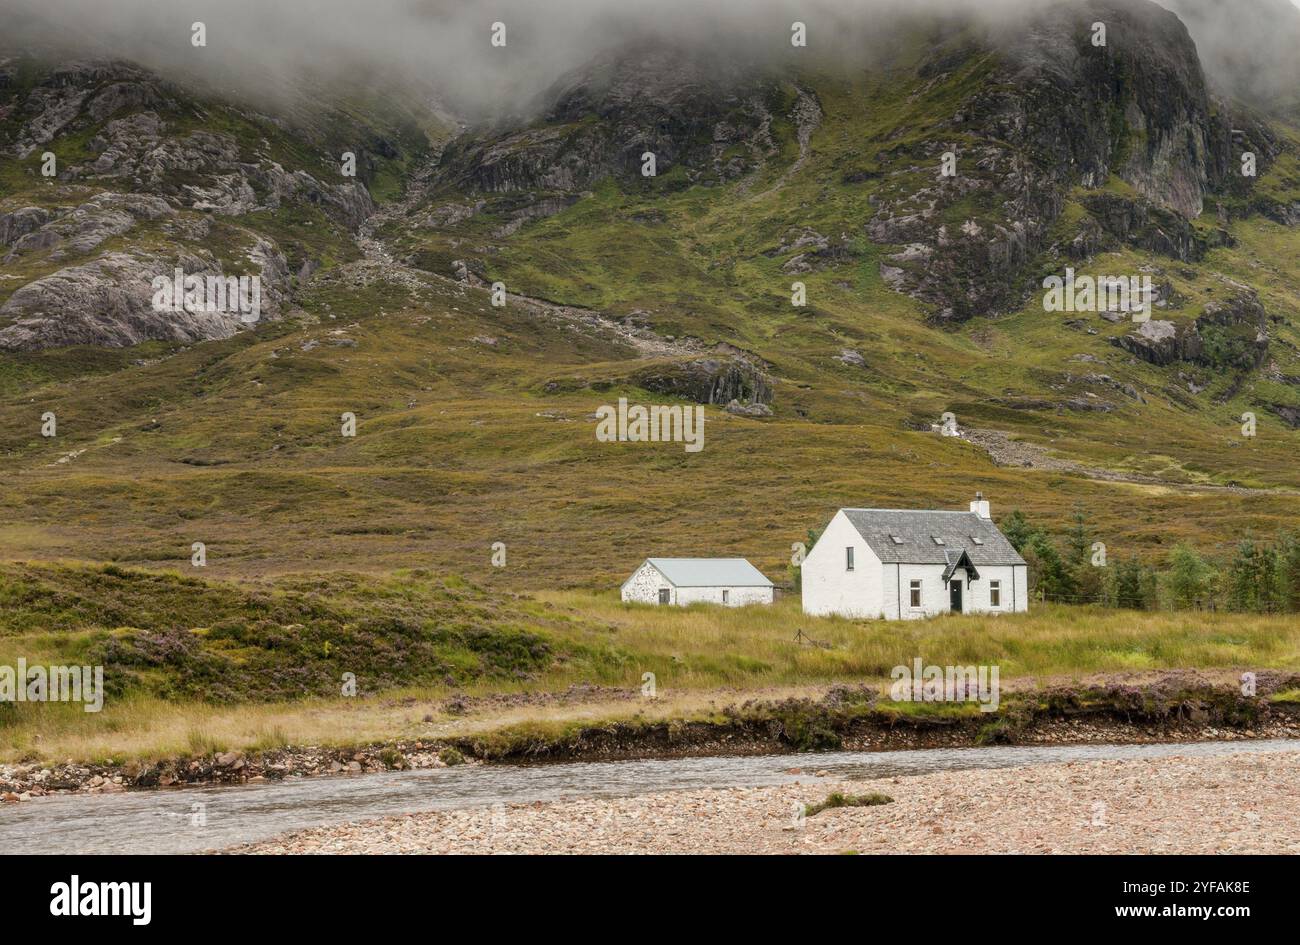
[630,356,772,406]
[0,207,51,248]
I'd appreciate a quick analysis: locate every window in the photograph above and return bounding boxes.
[845,547,855,571]
[658,588,670,604]
[722,589,730,604]
[909,580,921,608]
[990,581,1001,607]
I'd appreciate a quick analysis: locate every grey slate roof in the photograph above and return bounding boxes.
[839,509,1026,567]
[644,558,774,587]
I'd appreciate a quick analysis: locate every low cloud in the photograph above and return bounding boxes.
[2,0,1297,119]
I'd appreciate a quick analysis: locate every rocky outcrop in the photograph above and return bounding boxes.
[3,59,375,231]
[1114,319,1190,366]
[74,112,375,226]
[1268,403,1300,428]
[869,0,1270,322]
[0,207,51,247]
[3,192,172,260]
[1255,197,1300,226]
[492,194,584,237]
[0,252,229,349]
[432,46,803,221]
[0,242,290,350]
[1113,289,1269,369]
[1080,192,1232,262]
[996,1,1234,218]
[9,60,176,158]
[0,57,386,351]
[630,356,773,407]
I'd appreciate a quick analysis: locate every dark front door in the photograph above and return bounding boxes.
[949,581,963,613]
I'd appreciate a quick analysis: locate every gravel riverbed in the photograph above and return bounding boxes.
[229,749,1300,855]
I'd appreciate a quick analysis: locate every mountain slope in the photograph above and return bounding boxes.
[0,54,438,348]
[0,0,1298,590]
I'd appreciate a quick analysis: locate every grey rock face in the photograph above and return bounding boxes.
[12,60,174,158]
[0,207,51,248]
[995,0,1229,218]
[436,47,789,198]
[1269,403,1300,428]
[0,252,234,350]
[1116,319,1185,366]
[1080,192,1233,262]
[868,0,1270,323]
[725,400,773,417]
[630,356,773,407]
[1113,288,1269,369]
[0,241,290,351]
[0,57,380,352]
[4,192,172,260]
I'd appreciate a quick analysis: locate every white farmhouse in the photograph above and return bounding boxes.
[621,558,775,607]
[802,494,1028,620]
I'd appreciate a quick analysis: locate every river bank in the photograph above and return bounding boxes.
[4,671,1300,802]
[229,748,1300,855]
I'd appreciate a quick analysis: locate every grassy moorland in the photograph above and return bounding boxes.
[2,562,1298,765]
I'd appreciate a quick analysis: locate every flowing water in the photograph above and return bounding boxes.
[4,738,1296,854]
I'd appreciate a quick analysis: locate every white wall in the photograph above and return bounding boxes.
[620,561,773,607]
[621,561,670,604]
[677,586,773,607]
[964,564,1027,615]
[801,511,885,618]
[889,563,947,620]
[889,563,1025,619]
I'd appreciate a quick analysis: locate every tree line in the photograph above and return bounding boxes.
[1001,507,1300,613]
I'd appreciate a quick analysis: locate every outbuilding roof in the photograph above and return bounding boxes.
[640,557,774,588]
[839,509,1026,567]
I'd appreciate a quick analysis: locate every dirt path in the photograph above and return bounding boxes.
[228,748,1300,854]
[963,427,1300,497]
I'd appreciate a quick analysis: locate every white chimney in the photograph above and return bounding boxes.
[970,492,991,519]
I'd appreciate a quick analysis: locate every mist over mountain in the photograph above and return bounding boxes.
[5,0,1297,123]
[1157,0,1300,115]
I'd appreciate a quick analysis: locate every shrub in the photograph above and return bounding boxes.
[804,792,893,817]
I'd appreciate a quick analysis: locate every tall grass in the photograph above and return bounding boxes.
[534,592,1300,689]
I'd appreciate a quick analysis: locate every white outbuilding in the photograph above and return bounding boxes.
[801,493,1028,620]
[621,558,775,607]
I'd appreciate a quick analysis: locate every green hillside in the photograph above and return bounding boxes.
[1,48,1298,591]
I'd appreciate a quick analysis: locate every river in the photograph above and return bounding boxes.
[4,738,1296,854]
